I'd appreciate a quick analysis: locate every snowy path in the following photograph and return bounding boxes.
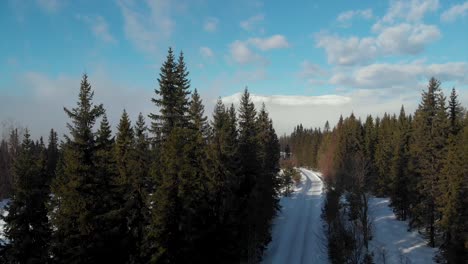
[262,168,328,264]
[369,198,437,264]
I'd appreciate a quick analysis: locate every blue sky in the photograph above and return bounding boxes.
[1,0,467,136]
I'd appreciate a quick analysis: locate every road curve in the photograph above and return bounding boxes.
[262,168,327,264]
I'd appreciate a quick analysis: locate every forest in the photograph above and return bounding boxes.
[0,48,281,263]
[281,78,467,263]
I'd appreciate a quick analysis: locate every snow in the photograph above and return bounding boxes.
[262,168,328,264]
[369,197,437,264]
[0,199,9,244]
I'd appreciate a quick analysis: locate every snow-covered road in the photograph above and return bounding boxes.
[262,168,328,264]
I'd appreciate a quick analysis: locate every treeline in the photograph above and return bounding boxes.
[0,48,281,263]
[283,78,467,263]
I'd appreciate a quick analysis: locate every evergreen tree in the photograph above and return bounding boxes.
[149,48,190,141]
[115,110,149,263]
[147,127,186,263]
[237,88,265,262]
[1,130,51,263]
[409,77,447,247]
[50,74,109,263]
[255,104,281,255]
[147,49,193,263]
[132,112,151,262]
[46,129,59,184]
[389,106,411,220]
[438,122,468,263]
[448,88,463,136]
[374,113,395,196]
[206,99,242,261]
[363,115,377,191]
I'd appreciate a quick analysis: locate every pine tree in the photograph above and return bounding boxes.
[448,88,463,136]
[255,104,281,256]
[2,130,51,263]
[50,74,109,263]
[147,48,193,263]
[132,112,151,262]
[46,129,59,184]
[206,99,242,261]
[237,88,264,262]
[363,115,377,191]
[409,77,447,247]
[147,127,185,263]
[149,48,190,141]
[389,106,411,220]
[115,109,149,263]
[374,113,395,196]
[438,122,468,263]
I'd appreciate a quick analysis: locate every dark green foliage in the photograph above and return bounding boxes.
[437,116,468,263]
[50,74,116,263]
[448,88,464,136]
[286,77,465,263]
[389,106,411,220]
[409,78,448,247]
[205,100,243,262]
[147,127,186,263]
[1,50,282,264]
[46,129,59,183]
[149,48,190,142]
[1,130,51,263]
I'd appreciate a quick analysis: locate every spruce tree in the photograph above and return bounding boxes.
[389,106,411,220]
[438,123,468,263]
[2,130,51,263]
[255,104,281,256]
[409,77,447,246]
[50,74,109,263]
[132,112,151,262]
[448,88,463,136]
[115,110,148,263]
[207,99,238,261]
[149,48,190,141]
[237,88,264,262]
[46,129,59,184]
[147,48,193,263]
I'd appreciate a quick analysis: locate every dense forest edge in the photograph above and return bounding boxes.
[280,78,467,263]
[0,48,281,263]
[0,45,466,263]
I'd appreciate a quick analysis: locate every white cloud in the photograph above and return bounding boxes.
[229,40,265,65]
[117,0,173,55]
[315,22,440,65]
[337,9,373,25]
[36,0,62,13]
[247,35,289,50]
[77,15,116,43]
[441,2,468,22]
[203,17,219,32]
[376,23,440,54]
[240,14,265,32]
[315,34,378,65]
[222,93,351,106]
[200,46,214,58]
[219,90,420,134]
[228,35,289,65]
[381,0,439,24]
[330,62,468,89]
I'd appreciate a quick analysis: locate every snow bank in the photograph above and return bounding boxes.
[369,197,437,264]
[0,199,9,244]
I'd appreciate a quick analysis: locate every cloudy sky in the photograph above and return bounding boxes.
[1,0,467,138]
